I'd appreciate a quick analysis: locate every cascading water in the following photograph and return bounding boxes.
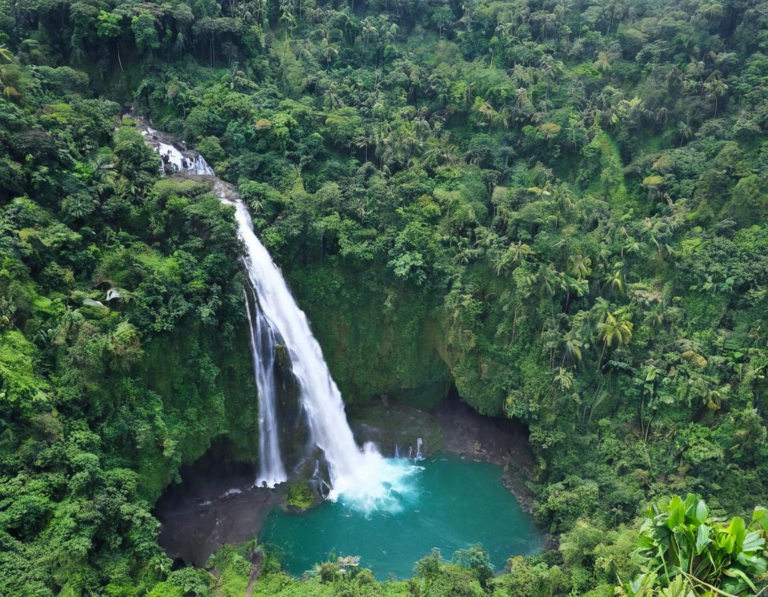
[141,125,215,175]
[141,121,420,512]
[243,288,288,488]
[218,181,420,512]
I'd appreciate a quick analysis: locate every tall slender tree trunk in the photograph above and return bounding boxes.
[116,41,124,73]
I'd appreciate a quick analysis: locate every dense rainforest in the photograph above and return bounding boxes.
[2,0,768,594]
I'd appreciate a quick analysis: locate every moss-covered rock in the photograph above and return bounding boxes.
[285,260,452,409]
[285,480,315,510]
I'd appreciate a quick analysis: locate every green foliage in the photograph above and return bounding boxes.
[624,494,768,596]
[3,0,768,595]
[286,481,314,510]
[207,543,256,597]
[0,86,257,593]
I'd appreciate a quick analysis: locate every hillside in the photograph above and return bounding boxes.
[1,0,768,595]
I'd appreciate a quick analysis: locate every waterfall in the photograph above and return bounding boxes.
[140,125,215,175]
[243,288,287,487]
[220,187,402,498]
[220,183,421,510]
[142,123,421,510]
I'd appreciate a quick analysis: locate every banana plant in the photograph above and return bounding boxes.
[622,494,768,596]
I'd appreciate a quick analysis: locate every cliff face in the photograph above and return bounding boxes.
[136,320,262,500]
[281,260,527,419]
[281,260,455,411]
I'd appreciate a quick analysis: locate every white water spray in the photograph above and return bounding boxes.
[141,125,215,175]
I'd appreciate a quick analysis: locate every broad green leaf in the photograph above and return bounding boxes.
[741,530,765,553]
[695,500,708,523]
[727,517,746,553]
[736,551,768,575]
[723,566,757,591]
[695,524,712,555]
[752,507,768,534]
[667,496,685,530]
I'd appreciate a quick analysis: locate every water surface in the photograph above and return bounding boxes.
[260,453,544,580]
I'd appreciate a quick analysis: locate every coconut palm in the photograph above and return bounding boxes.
[562,329,584,365]
[704,73,728,117]
[604,269,624,294]
[567,253,592,280]
[597,307,633,370]
[0,45,14,64]
[477,101,497,132]
[553,367,574,391]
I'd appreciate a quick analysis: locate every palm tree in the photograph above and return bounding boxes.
[514,87,533,117]
[642,302,670,330]
[321,38,338,69]
[597,308,633,371]
[477,101,497,132]
[553,367,574,391]
[561,329,583,365]
[538,54,564,102]
[537,264,566,298]
[604,269,624,294]
[88,154,118,196]
[686,59,705,81]
[0,45,14,64]
[641,216,677,259]
[704,73,728,117]
[567,253,592,280]
[677,121,692,147]
[360,18,377,51]
[510,64,530,86]
[494,241,533,275]
[355,127,374,162]
[423,135,461,169]
[593,51,612,72]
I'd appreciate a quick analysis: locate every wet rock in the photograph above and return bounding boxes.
[348,403,443,458]
[153,437,285,567]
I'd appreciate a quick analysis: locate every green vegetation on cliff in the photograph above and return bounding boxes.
[0,95,259,593]
[2,0,768,594]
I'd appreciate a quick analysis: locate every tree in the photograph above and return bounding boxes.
[97,11,125,72]
[567,253,592,280]
[704,73,728,118]
[0,45,14,64]
[597,307,633,370]
[131,11,160,53]
[476,100,497,132]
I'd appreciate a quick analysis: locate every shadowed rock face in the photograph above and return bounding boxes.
[348,403,444,459]
[153,436,286,567]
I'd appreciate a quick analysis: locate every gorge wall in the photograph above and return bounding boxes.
[282,260,525,419]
